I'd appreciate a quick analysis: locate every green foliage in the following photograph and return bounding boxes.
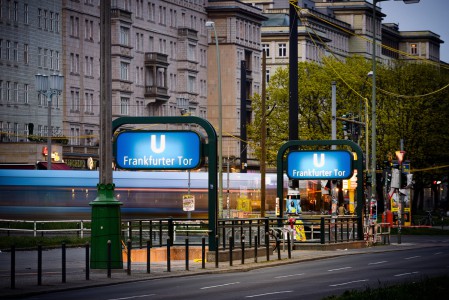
[248,57,449,186]
[324,275,449,300]
[0,236,89,250]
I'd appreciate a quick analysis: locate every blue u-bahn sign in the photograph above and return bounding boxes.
[287,150,353,180]
[115,131,201,170]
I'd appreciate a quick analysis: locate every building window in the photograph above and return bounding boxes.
[13,42,18,62]
[24,84,29,104]
[188,43,196,61]
[38,9,42,28]
[262,43,270,57]
[188,75,196,93]
[120,26,129,45]
[38,47,42,67]
[70,16,79,37]
[23,44,29,64]
[278,43,287,57]
[120,97,129,115]
[148,2,155,21]
[85,92,93,113]
[55,13,59,33]
[13,82,18,102]
[24,3,29,24]
[6,40,11,60]
[266,69,270,83]
[70,90,80,111]
[6,81,11,102]
[410,43,418,55]
[13,1,18,22]
[120,62,129,80]
[70,127,80,145]
[55,51,60,70]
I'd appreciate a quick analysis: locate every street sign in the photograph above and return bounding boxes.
[183,195,195,211]
[115,131,201,170]
[287,150,353,180]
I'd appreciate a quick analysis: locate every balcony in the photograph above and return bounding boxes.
[144,86,169,102]
[178,27,198,41]
[145,52,169,67]
[111,8,132,22]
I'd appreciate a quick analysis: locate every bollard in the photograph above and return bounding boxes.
[85,242,90,280]
[107,240,111,278]
[146,240,151,274]
[168,218,174,246]
[62,242,66,283]
[185,238,189,271]
[201,237,206,269]
[11,245,15,289]
[265,232,270,261]
[38,244,42,286]
[241,234,245,265]
[222,226,226,250]
[277,239,281,260]
[127,239,132,276]
[229,236,233,266]
[254,236,258,263]
[320,217,325,244]
[215,235,219,268]
[167,238,171,272]
[287,231,291,259]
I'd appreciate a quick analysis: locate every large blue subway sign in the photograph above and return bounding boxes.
[115,131,201,170]
[287,150,353,180]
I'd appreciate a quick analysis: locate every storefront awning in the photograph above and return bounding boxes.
[37,162,71,170]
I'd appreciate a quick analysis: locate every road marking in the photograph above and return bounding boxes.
[108,294,156,300]
[368,260,388,265]
[404,256,421,260]
[328,266,352,272]
[201,282,240,290]
[245,291,293,298]
[433,252,443,255]
[329,279,368,287]
[274,273,305,279]
[394,271,419,277]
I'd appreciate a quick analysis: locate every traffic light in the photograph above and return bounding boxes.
[342,114,348,139]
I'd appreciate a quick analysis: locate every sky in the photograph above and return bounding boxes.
[377,0,449,63]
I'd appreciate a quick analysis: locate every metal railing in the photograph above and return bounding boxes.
[0,219,90,238]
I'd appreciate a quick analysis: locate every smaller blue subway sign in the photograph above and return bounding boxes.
[115,131,201,170]
[287,150,353,180]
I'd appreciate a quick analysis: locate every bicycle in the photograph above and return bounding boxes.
[418,210,433,226]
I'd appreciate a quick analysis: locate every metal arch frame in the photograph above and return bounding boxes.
[112,116,218,250]
[277,139,365,240]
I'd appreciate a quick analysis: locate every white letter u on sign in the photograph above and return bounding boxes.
[150,134,165,154]
[313,153,325,168]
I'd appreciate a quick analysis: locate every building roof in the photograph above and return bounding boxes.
[262,13,289,27]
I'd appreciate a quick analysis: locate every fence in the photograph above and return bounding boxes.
[0,219,90,238]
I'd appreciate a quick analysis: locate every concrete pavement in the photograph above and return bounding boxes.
[0,235,447,299]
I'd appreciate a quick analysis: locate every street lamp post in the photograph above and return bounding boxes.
[370,0,419,205]
[206,20,223,218]
[35,73,64,170]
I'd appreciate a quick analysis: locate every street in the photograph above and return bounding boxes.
[19,237,449,300]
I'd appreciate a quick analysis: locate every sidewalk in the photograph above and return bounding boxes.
[0,237,432,299]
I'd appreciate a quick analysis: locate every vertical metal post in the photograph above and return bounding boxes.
[320,217,325,244]
[139,221,143,249]
[127,239,131,275]
[331,82,337,149]
[287,232,292,259]
[265,232,270,261]
[201,237,206,269]
[146,240,151,273]
[185,238,189,271]
[215,236,219,268]
[107,240,111,278]
[229,236,233,266]
[261,51,267,217]
[254,236,258,263]
[10,245,15,289]
[38,245,42,285]
[85,242,90,280]
[241,234,245,265]
[167,238,171,272]
[62,242,66,283]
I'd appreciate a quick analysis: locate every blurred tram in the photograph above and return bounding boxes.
[0,170,282,220]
